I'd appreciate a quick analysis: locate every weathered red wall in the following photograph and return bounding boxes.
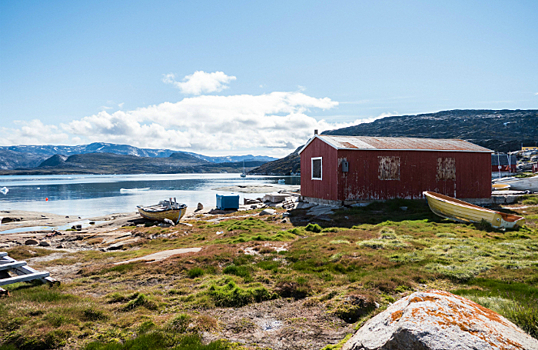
[300,138,339,200]
[334,150,491,200]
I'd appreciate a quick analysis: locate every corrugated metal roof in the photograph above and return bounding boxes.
[300,135,492,153]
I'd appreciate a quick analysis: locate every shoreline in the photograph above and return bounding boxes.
[0,199,287,249]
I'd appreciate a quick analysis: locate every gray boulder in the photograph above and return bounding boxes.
[24,239,38,245]
[259,209,276,216]
[342,289,538,350]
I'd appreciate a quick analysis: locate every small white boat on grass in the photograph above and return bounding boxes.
[424,191,524,229]
[494,175,538,192]
[137,198,187,223]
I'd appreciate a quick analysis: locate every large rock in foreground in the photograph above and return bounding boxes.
[342,290,538,350]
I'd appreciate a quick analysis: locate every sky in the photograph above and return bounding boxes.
[1,0,537,157]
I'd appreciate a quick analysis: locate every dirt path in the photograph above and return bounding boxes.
[114,248,203,265]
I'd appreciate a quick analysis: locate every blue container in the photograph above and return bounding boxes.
[216,194,240,210]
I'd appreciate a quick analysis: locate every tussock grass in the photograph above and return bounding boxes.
[2,197,538,347]
[84,332,234,350]
[519,194,538,206]
[329,239,350,245]
[206,278,276,307]
[357,228,408,249]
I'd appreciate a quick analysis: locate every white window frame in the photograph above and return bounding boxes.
[311,157,322,180]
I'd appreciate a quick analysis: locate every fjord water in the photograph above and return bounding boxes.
[0,174,299,218]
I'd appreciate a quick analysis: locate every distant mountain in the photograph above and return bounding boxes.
[0,152,267,175]
[249,146,302,175]
[251,109,538,175]
[0,142,276,170]
[0,149,46,169]
[38,154,68,167]
[177,152,276,163]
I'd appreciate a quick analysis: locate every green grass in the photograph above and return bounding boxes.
[123,293,158,311]
[85,333,233,350]
[2,197,538,348]
[222,265,251,280]
[520,195,538,206]
[206,278,276,307]
[187,267,205,279]
[305,223,322,233]
[453,279,538,338]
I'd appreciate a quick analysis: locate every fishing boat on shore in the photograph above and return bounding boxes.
[423,191,524,229]
[137,198,187,223]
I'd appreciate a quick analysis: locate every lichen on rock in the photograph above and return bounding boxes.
[342,289,538,350]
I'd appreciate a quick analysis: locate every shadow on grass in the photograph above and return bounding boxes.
[288,198,444,228]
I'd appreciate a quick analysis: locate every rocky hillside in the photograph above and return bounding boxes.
[249,146,302,175]
[253,109,538,175]
[0,142,276,170]
[323,109,538,151]
[0,149,46,170]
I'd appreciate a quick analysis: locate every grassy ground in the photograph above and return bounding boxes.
[1,197,537,349]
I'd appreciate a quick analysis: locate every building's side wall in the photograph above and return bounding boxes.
[300,138,339,201]
[336,150,491,200]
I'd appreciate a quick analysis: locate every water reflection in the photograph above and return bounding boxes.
[0,174,300,218]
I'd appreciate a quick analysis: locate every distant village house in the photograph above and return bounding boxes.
[491,153,517,174]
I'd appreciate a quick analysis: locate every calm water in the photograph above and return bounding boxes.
[0,174,300,218]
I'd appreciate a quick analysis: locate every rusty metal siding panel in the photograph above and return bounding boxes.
[336,150,491,200]
[300,137,339,201]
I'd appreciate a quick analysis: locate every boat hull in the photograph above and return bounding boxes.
[423,191,524,229]
[137,206,187,222]
[492,183,510,191]
[495,176,538,192]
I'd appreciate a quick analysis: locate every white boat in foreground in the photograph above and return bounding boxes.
[424,191,524,229]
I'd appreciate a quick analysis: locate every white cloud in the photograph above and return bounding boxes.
[57,91,340,156]
[2,72,372,157]
[163,71,236,95]
[118,102,124,108]
[0,120,69,146]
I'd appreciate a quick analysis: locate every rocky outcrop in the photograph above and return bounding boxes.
[342,290,538,350]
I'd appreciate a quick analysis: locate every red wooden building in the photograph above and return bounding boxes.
[299,135,492,204]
